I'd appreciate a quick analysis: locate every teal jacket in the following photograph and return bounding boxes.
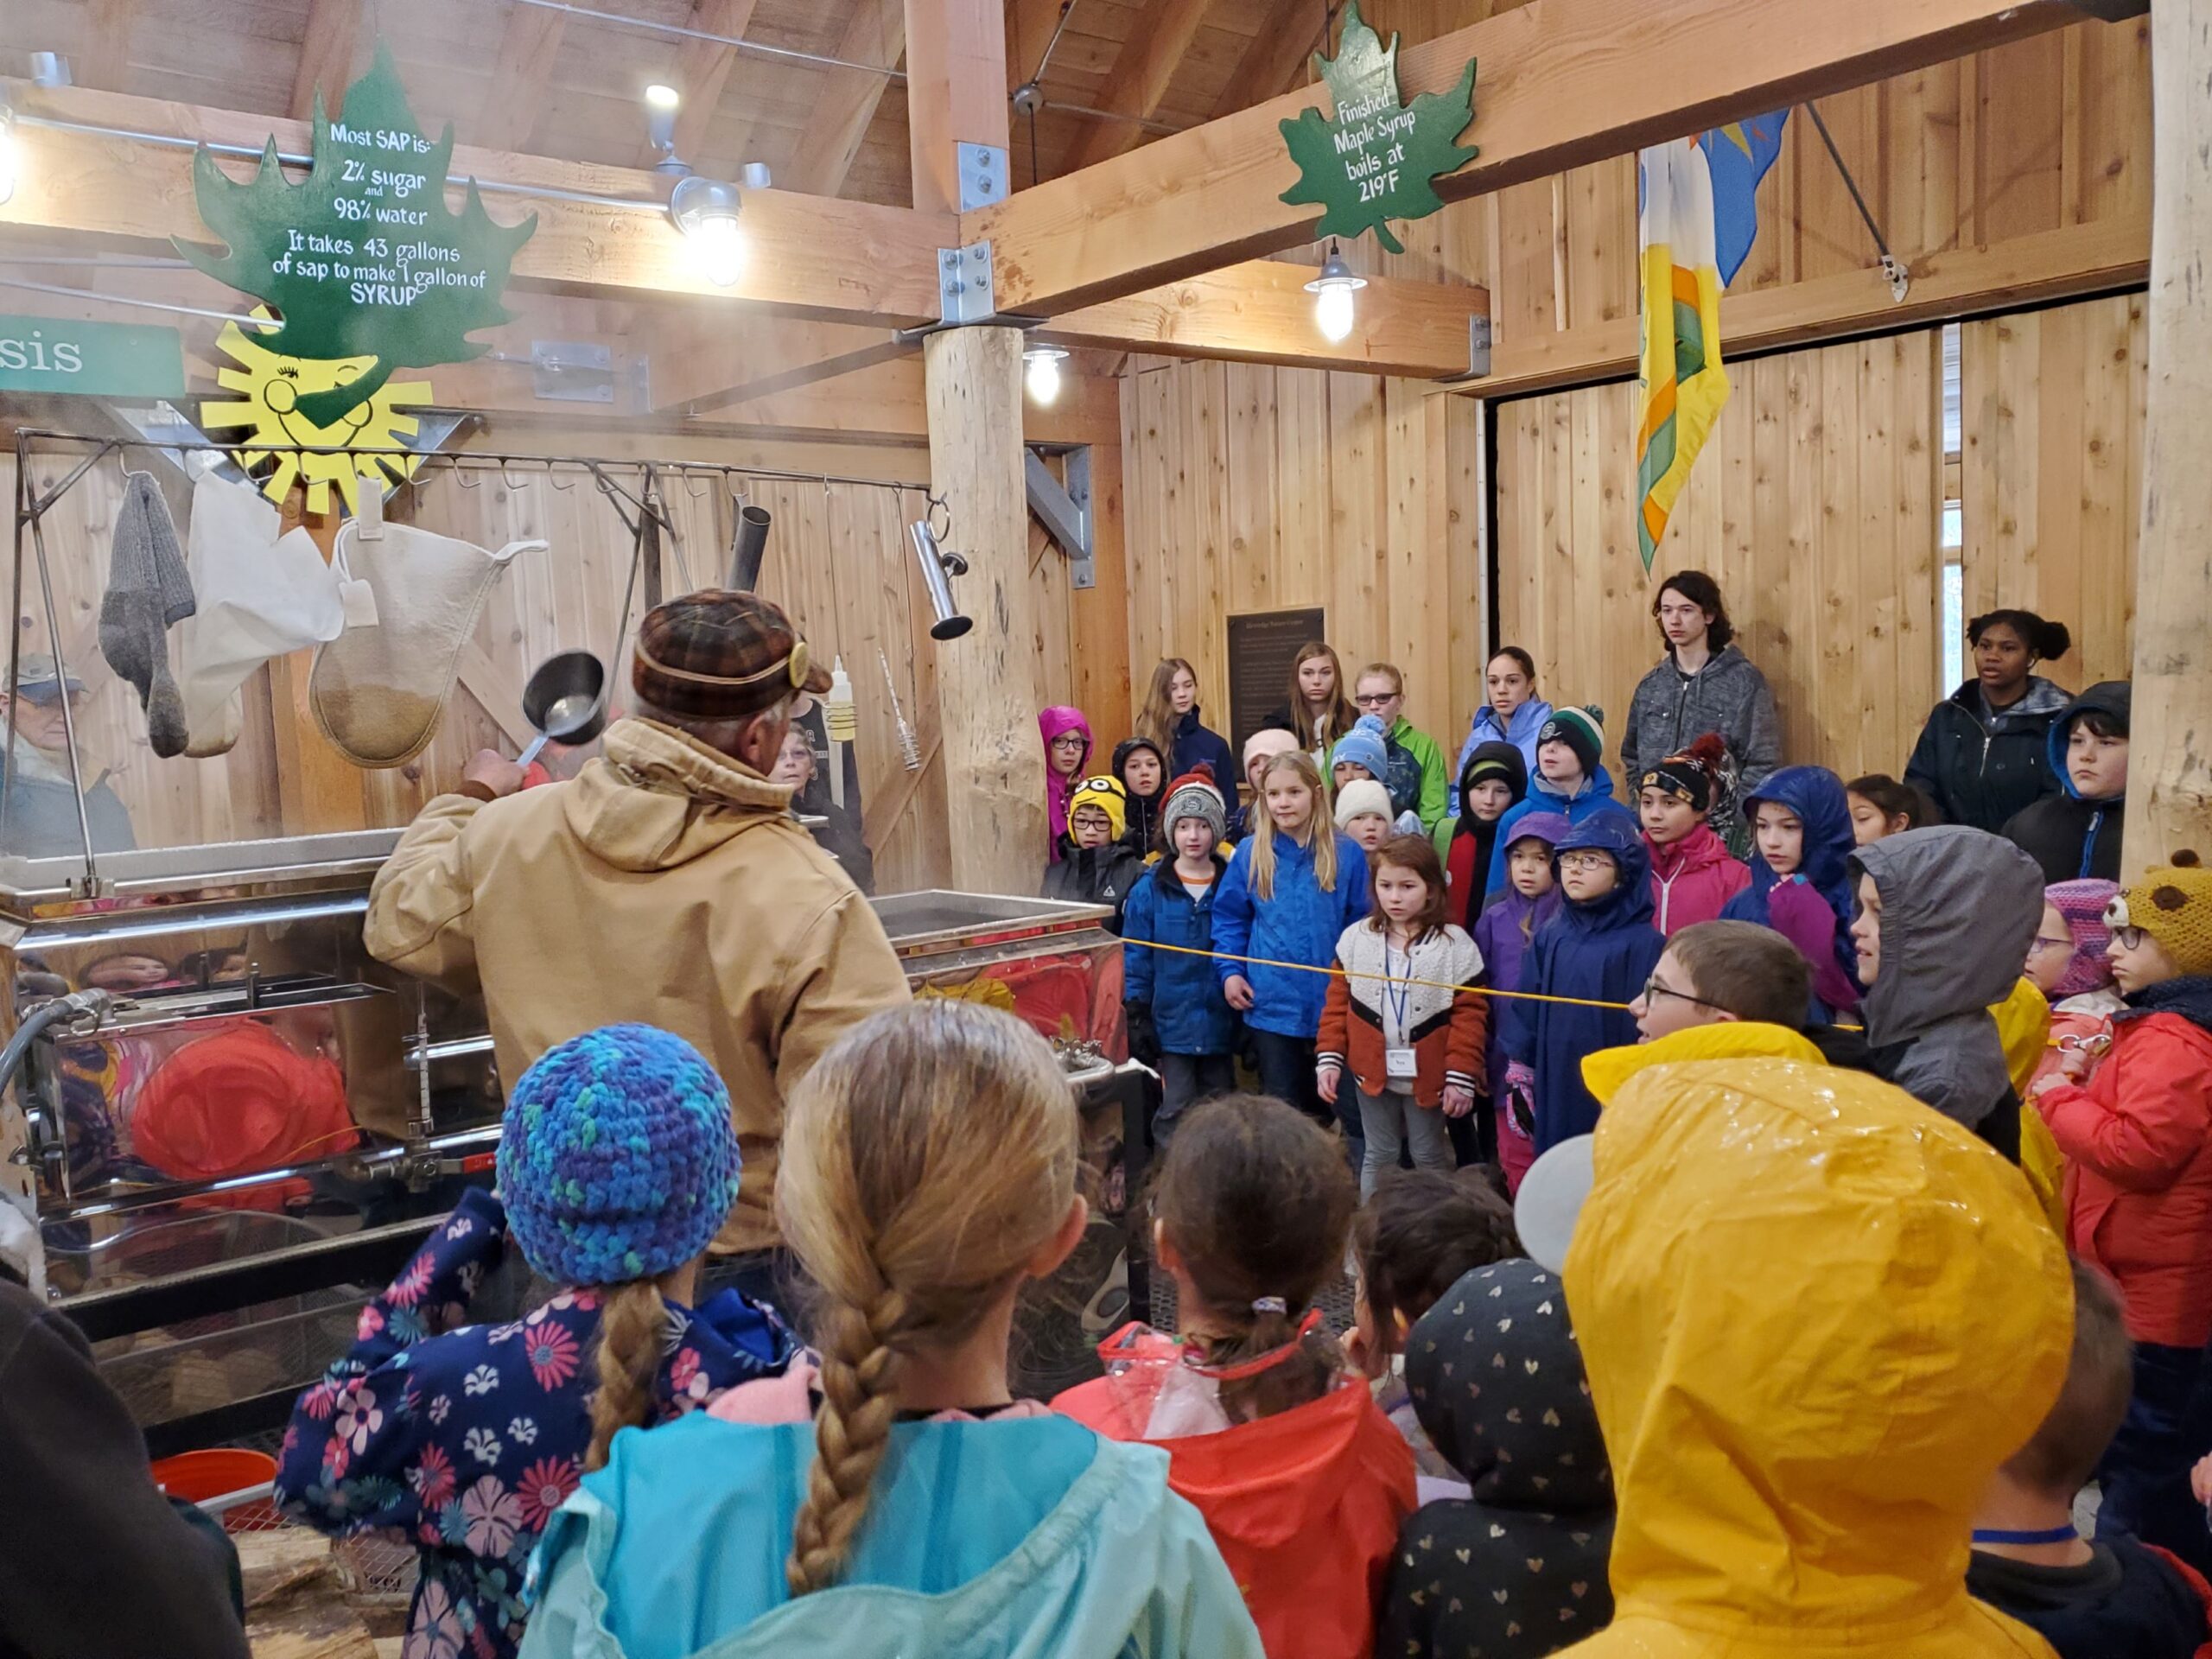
[519,1410,1262,1659]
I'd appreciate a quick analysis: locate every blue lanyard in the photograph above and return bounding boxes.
[1382,938,1413,1038]
[1971,1525,2080,1547]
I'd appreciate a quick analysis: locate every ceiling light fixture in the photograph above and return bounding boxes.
[644,83,686,175]
[1023,344,1069,405]
[669,174,744,286]
[1306,240,1367,345]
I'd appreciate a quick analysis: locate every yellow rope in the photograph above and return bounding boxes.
[1122,934,1869,1032]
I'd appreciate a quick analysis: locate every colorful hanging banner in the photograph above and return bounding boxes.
[1633,139,1729,571]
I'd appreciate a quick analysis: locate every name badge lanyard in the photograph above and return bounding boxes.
[1383,940,1417,1077]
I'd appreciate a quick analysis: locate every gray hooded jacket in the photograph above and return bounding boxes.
[1850,826,2044,1131]
[1618,645,1782,848]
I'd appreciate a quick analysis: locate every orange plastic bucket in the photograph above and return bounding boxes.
[151,1448,279,1531]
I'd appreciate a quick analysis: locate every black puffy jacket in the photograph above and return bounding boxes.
[1904,677,2071,834]
[1040,835,1147,933]
[2003,680,2131,883]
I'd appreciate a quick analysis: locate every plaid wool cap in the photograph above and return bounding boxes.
[631,589,830,721]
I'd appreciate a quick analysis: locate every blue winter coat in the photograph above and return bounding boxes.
[1484,766,1629,896]
[1212,830,1370,1039]
[1721,765,1863,995]
[1171,708,1237,793]
[1122,855,1239,1055]
[1450,698,1554,814]
[1502,816,1664,1152]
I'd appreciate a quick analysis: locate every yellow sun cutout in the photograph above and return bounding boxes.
[200,310,433,515]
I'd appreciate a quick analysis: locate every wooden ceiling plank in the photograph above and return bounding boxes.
[650,318,905,410]
[1210,0,1326,118]
[480,2,569,154]
[79,0,139,92]
[1037,257,1488,378]
[904,0,1011,213]
[0,78,953,325]
[974,0,2090,315]
[1063,0,1213,169]
[670,0,762,168]
[780,0,906,198]
[288,0,365,120]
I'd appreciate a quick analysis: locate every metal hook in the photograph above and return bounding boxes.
[925,491,952,542]
[454,460,483,490]
[683,467,712,499]
[546,458,576,493]
[500,457,527,492]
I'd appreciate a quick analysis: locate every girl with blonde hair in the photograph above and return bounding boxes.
[1212,750,1372,1159]
[1136,657,1236,787]
[521,1001,1261,1659]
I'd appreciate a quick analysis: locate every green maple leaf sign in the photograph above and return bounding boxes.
[1278,0,1478,256]
[175,41,536,427]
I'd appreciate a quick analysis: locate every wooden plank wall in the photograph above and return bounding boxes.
[0,433,970,892]
[1342,5,2149,349]
[1493,331,1943,783]
[1959,292,2147,690]
[1116,360,1484,756]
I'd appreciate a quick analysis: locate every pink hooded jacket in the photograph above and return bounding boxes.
[1040,706,1093,863]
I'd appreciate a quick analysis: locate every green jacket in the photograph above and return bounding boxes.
[1388,716,1450,836]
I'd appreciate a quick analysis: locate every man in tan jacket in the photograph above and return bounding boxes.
[364,591,909,1287]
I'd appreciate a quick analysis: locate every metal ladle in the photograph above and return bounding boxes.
[516,649,609,768]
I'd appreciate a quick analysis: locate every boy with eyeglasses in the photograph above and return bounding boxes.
[1497,812,1662,1161]
[1628,919,1814,1043]
[2031,858,2212,1575]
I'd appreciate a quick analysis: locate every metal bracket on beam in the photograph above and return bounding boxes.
[531,339,614,404]
[1467,315,1492,380]
[937,241,996,327]
[1025,446,1094,588]
[956,143,1010,211]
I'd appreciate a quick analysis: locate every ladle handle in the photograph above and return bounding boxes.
[516,732,551,770]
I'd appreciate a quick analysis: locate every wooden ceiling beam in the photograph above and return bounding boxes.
[1038,258,1487,378]
[78,0,140,92]
[288,0,365,120]
[973,0,2090,315]
[1210,0,1327,118]
[478,2,569,154]
[904,0,1011,214]
[1062,0,1212,169]
[779,0,906,199]
[0,79,952,326]
[649,319,908,411]
[668,0,761,168]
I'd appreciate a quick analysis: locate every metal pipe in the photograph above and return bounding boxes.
[0,273,278,328]
[727,503,770,589]
[505,0,908,81]
[26,502,95,887]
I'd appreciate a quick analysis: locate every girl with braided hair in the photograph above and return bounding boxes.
[520,1001,1261,1659]
[275,1025,791,1659]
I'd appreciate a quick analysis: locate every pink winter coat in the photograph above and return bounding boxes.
[1645,823,1752,937]
[1039,705,1093,862]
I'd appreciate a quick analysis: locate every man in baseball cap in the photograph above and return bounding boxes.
[366,591,909,1299]
[0,652,137,858]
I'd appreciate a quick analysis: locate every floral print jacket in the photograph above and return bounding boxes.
[273,1187,792,1659]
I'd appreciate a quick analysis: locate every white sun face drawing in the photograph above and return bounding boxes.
[200,311,431,515]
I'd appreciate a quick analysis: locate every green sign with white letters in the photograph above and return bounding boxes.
[0,315,188,398]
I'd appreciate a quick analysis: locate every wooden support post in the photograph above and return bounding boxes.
[2124,0,2212,873]
[924,327,1045,893]
[902,0,1008,215]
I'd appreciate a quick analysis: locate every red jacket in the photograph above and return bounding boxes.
[1645,823,1752,936]
[2037,1010,2212,1347]
[1316,922,1488,1108]
[1057,1349,1414,1659]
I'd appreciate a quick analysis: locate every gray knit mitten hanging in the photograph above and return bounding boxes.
[100,472,198,758]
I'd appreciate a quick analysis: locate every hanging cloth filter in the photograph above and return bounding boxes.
[308,521,547,768]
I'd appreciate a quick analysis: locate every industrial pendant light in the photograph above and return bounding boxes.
[1306,240,1367,344]
[669,175,745,287]
[1023,344,1070,405]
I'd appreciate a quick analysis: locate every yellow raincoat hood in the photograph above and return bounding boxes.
[1559,1058,2069,1658]
[1581,1022,1824,1106]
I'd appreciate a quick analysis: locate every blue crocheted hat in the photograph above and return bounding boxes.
[496,1024,740,1287]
